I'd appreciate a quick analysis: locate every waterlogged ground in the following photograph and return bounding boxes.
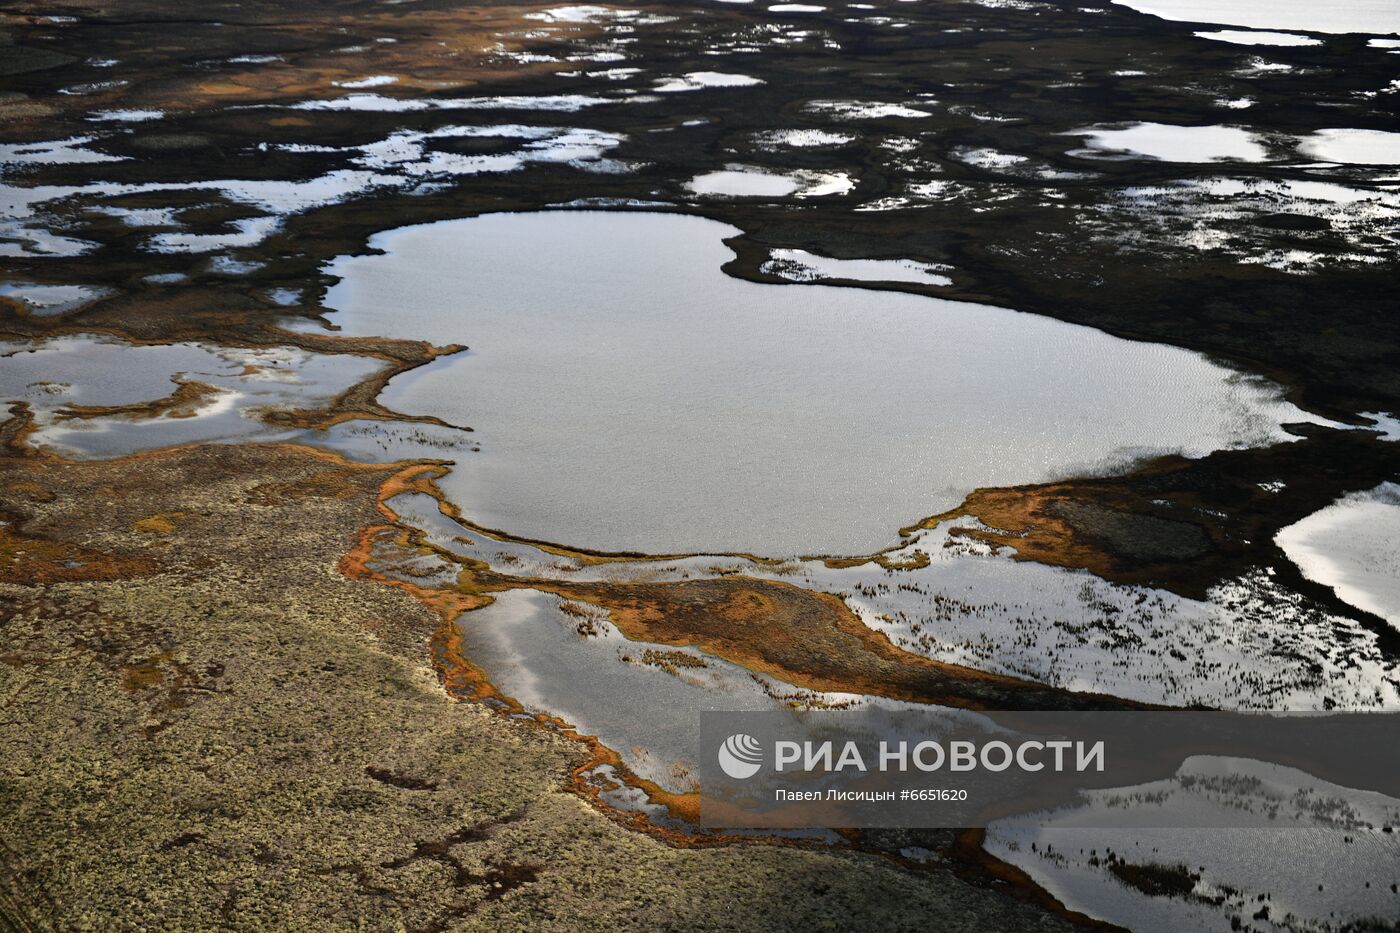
[984,757,1400,932]
[2,0,1399,930]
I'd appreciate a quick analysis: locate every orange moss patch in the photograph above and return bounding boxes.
[6,480,54,503]
[920,486,1125,575]
[121,654,174,691]
[133,511,186,534]
[0,519,159,585]
[951,829,1126,931]
[534,576,1143,713]
[0,402,41,457]
[55,381,222,422]
[247,469,371,504]
[339,521,490,624]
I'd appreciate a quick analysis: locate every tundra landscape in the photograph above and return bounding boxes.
[1,0,1398,930]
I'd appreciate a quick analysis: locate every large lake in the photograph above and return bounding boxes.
[318,211,1325,556]
[1112,0,1400,35]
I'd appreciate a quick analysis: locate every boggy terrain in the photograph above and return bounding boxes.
[0,439,1083,932]
[1,0,1397,410]
[1,0,1399,929]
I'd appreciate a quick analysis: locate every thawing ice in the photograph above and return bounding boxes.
[333,75,399,88]
[88,109,165,122]
[0,137,125,170]
[1297,128,1400,165]
[1085,176,1400,271]
[684,165,851,197]
[0,127,623,257]
[1112,0,1400,35]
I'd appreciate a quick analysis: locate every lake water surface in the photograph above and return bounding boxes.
[1113,0,1400,35]
[319,211,1327,556]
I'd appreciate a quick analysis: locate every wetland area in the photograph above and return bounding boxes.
[1,0,1398,931]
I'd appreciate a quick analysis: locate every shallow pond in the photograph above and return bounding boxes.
[0,335,383,457]
[458,587,889,790]
[318,210,1328,556]
[987,757,1400,932]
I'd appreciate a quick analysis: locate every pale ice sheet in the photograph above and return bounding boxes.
[751,128,856,148]
[684,166,852,197]
[653,72,763,92]
[88,109,165,122]
[334,75,399,88]
[684,168,800,196]
[286,93,612,113]
[0,128,623,257]
[803,99,932,119]
[0,136,124,170]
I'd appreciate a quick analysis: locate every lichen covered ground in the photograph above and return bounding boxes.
[2,0,1398,928]
[0,442,1079,931]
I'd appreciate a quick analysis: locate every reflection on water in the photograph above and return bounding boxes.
[987,757,1400,932]
[0,335,384,457]
[1276,483,1400,630]
[0,282,112,317]
[460,588,907,791]
[761,249,953,286]
[319,210,1330,556]
[382,485,1400,713]
[1064,122,1272,163]
[1113,0,1400,35]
